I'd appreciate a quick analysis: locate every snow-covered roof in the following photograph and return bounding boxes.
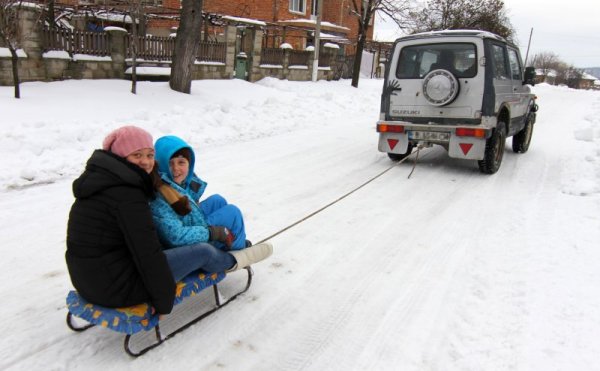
[536,68,558,77]
[309,31,348,43]
[104,26,127,33]
[582,72,598,81]
[56,18,74,30]
[279,19,350,31]
[82,10,134,24]
[9,1,42,10]
[222,15,266,26]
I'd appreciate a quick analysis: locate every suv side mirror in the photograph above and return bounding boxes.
[524,66,536,86]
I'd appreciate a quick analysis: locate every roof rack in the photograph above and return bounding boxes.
[395,29,505,43]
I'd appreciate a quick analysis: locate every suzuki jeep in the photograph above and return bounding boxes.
[376,30,538,174]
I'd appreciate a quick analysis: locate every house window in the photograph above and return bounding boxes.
[290,0,305,13]
[311,0,319,16]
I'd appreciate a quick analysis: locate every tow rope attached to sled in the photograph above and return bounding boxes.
[257,147,426,245]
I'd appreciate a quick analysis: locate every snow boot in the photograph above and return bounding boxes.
[227,242,273,272]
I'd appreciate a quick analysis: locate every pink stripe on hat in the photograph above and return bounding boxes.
[102,126,153,157]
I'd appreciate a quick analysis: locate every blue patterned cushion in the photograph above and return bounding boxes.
[67,271,226,335]
[174,271,225,305]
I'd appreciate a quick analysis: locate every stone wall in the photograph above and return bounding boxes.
[254,44,338,82]
[0,8,343,86]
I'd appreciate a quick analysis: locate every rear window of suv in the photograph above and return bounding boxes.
[395,43,477,79]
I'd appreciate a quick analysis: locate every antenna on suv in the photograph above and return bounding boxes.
[524,28,534,66]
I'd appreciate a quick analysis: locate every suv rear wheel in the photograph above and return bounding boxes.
[512,112,534,153]
[478,122,506,174]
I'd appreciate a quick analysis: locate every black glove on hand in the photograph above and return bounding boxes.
[208,226,235,249]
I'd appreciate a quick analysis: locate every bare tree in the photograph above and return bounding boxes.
[565,67,584,89]
[349,0,412,88]
[531,51,560,71]
[169,0,202,94]
[530,51,581,86]
[126,0,144,94]
[555,64,583,88]
[406,0,514,40]
[46,0,55,29]
[0,0,22,98]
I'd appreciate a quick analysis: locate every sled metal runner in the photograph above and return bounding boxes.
[66,267,253,357]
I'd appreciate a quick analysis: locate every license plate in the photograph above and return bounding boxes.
[408,130,450,141]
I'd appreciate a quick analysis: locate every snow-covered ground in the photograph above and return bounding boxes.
[1,78,599,370]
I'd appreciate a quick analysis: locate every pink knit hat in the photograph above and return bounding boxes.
[102,126,153,157]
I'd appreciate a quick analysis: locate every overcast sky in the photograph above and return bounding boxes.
[374,0,600,68]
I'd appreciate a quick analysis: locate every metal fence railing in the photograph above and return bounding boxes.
[260,48,284,65]
[318,52,332,67]
[289,50,310,66]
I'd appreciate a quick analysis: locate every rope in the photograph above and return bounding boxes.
[256,149,425,244]
[407,145,423,179]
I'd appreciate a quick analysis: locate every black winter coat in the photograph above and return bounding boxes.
[66,150,175,314]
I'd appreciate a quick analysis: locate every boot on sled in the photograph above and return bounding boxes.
[228,242,273,272]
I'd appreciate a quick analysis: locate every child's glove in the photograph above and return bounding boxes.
[208,226,234,248]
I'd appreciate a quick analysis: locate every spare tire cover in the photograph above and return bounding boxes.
[422,69,459,106]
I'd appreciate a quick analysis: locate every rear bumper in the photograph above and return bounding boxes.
[376,120,493,160]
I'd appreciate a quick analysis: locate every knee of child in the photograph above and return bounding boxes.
[210,194,228,206]
[225,204,242,216]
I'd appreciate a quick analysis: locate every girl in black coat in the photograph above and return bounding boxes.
[65,126,176,314]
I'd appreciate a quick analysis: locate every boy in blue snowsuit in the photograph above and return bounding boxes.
[150,135,248,251]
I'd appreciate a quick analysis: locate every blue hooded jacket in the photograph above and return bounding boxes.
[150,136,209,248]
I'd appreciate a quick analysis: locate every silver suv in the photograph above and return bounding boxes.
[376,30,538,174]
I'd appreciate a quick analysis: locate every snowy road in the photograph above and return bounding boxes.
[1,79,599,370]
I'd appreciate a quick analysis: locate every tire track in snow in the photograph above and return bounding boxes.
[416,148,560,370]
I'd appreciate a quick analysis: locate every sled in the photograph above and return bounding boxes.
[66,267,253,357]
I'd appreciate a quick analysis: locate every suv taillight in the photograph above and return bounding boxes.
[377,123,405,133]
[456,128,486,138]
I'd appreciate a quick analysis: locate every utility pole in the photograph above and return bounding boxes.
[311,0,323,82]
